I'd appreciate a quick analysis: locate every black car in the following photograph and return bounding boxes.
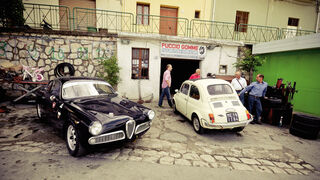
[36,77,155,157]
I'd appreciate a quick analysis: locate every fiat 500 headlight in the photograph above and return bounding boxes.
[147,110,155,120]
[89,121,102,136]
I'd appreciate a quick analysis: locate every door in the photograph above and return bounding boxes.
[175,83,190,115]
[160,7,178,36]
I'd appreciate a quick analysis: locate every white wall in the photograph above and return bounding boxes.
[117,39,162,101]
[117,38,239,101]
[200,45,238,77]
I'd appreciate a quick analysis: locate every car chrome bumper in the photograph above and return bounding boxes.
[201,118,253,129]
[88,121,151,145]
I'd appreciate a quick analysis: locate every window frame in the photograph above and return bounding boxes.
[288,17,299,27]
[180,83,190,95]
[131,48,149,79]
[235,10,249,32]
[189,85,200,100]
[136,3,150,25]
[195,11,200,19]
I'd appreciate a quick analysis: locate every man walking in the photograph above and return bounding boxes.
[189,69,201,80]
[158,64,173,108]
[231,71,247,104]
[239,74,268,124]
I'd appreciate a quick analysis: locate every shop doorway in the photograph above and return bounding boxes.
[160,58,200,95]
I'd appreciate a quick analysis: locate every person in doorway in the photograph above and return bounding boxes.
[231,71,247,104]
[189,69,201,80]
[239,74,268,124]
[158,64,173,108]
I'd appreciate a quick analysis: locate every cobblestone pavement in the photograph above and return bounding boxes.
[0,103,320,177]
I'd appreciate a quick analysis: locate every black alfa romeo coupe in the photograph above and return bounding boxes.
[36,77,155,156]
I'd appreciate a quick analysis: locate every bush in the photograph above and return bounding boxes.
[98,56,120,88]
[0,0,25,27]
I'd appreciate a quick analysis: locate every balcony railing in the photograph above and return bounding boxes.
[24,3,71,30]
[73,7,134,33]
[190,19,237,41]
[237,24,280,43]
[280,28,315,39]
[135,14,189,37]
[19,3,316,43]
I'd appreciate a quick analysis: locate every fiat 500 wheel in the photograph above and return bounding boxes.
[193,115,204,134]
[65,123,86,157]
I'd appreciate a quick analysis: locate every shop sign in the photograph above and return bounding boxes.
[160,42,206,60]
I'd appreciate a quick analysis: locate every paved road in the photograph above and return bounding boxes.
[0,103,320,179]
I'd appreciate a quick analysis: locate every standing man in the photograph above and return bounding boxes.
[239,74,268,124]
[158,64,173,108]
[189,69,201,80]
[231,71,247,104]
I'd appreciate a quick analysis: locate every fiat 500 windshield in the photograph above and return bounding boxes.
[62,80,114,99]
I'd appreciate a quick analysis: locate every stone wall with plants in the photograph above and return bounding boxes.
[0,31,117,80]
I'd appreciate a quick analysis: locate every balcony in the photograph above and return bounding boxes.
[10,3,316,44]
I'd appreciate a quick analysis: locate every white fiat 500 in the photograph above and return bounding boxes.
[173,78,252,134]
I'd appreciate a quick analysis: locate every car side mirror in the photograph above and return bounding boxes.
[50,95,56,102]
[175,89,178,93]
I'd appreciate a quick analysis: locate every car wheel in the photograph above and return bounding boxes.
[36,103,44,120]
[232,127,245,132]
[65,123,87,157]
[192,115,204,134]
[172,100,178,114]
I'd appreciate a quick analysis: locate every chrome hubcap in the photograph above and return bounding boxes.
[193,118,200,131]
[67,125,77,151]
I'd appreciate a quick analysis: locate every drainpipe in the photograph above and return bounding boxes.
[210,0,216,21]
[316,0,320,33]
[265,0,271,26]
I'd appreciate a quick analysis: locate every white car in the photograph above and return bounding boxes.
[172,78,252,134]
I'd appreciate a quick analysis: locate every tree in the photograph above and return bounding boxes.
[99,56,120,88]
[0,0,25,27]
[233,48,266,83]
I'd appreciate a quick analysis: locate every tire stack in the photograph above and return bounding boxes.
[290,113,320,139]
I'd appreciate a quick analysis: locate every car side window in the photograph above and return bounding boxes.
[180,83,190,95]
[189,85,200,100]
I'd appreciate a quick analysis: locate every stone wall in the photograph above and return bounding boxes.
[0,31,117,80]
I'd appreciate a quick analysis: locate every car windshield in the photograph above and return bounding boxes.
[207,84,233,95]
[62,80,114,99]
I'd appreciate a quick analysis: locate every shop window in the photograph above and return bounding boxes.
[195,11,200,19]
[219,65,227,74]
[137,3,150,25]
[132,48,149,79]
[235,11,249,32]
[189,85,200,100]
[288,17,299,27]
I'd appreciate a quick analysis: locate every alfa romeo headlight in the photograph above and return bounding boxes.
[147,110,155,120]
[89,121,102,136]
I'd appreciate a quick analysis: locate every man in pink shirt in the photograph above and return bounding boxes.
[158,64,173,107]
[189,69,201,80]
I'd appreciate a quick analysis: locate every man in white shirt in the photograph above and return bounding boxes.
[231,71,247,104]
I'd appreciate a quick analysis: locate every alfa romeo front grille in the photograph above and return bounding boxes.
[126,119,136,139]
[135,121,150,134]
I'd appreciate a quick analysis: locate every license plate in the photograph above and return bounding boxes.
[226,112,239,122]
